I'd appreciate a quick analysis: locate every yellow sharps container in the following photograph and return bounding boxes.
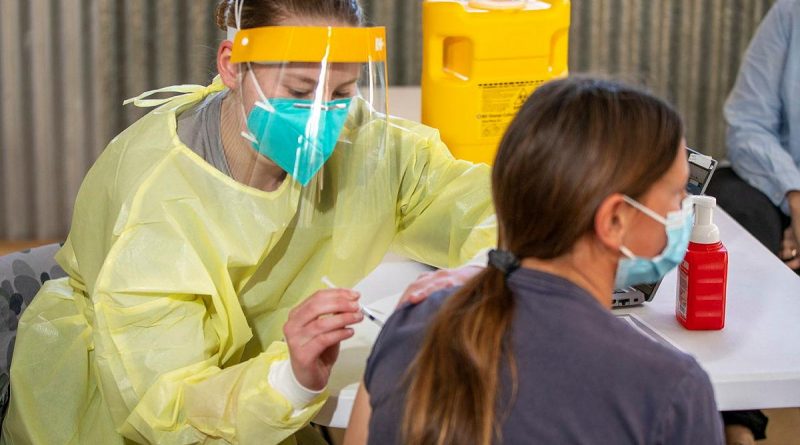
[421,0,570,164]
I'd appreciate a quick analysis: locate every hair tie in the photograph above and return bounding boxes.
[488,249,520,277]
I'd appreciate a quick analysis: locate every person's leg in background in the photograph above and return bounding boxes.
[706,167,788,255]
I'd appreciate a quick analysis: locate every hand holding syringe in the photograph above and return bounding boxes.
[321,276,385,327]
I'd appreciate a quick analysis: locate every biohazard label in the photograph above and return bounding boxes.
[477,80,544,138]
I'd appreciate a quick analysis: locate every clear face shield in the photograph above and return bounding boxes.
[228,23,389,223]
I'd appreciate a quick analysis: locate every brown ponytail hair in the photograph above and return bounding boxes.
[402,77,684,445]
[215,0,364,30]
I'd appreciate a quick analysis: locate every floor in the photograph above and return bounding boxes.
[2,241,798,443]
[0,240,58,256]
[761,408,800,444]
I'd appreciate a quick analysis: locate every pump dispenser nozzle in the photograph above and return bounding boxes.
[691,195,720,244]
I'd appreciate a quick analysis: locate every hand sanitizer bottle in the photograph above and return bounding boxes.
[677,196,728,330]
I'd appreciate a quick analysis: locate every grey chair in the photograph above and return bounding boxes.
[0,243,66,423]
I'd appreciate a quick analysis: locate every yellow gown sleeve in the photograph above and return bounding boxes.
[60,123,326,444]
[392,124,497,269]
[89,230,325,444]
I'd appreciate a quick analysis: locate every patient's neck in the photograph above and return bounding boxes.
[520,239,616,308]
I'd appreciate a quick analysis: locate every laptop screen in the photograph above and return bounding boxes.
[686,147,718,195]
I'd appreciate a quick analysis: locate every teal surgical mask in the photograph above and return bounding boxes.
[614,195,694,288]
[245,97,351,186]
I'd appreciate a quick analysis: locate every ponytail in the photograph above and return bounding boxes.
[402,251,519,445]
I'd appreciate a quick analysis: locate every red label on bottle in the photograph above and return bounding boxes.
[676,242,727,330]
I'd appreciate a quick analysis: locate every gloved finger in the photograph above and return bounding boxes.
[285,299,359,344]
[397,281,437,307]
[302,329,354,362]
[289,291,360,327]
[397,277,458,307]
[302,311,364,341]
[398,285,426,307]
[399,279,430,303]
[416,271,434,280]
[398,269,452,305]
[411,279,458,302]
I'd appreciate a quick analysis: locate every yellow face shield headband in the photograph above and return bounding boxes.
[230,26,388,63]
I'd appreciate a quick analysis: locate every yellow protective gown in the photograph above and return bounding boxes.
[1,78,495,444]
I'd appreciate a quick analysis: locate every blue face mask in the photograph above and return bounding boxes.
[614,195,694,289]
[246,97,352,186]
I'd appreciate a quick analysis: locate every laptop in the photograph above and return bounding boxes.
[611,147,718,308]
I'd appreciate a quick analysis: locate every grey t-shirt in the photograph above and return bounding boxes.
[365,268,725,444]
[176,91,232,177]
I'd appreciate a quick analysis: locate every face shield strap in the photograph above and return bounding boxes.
[230,2,267,152]
[227,27,239,42]
[225,0,244,42]
[245,63,272,108]
[235,63,269,144]
[234,0,244,30]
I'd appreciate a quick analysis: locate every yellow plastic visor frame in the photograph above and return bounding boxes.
[230,26,387,64]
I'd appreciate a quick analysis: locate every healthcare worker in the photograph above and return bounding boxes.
[1,1,494,444]
[344,78,724,445]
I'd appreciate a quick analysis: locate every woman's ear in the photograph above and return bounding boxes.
[217,40,239,90]
[594,193,633,252]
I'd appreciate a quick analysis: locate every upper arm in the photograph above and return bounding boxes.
[723,1,800,202]
[392,131,495,268]
[654,364,725,445]
[725,0,791,138]
[343,383,372,445]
